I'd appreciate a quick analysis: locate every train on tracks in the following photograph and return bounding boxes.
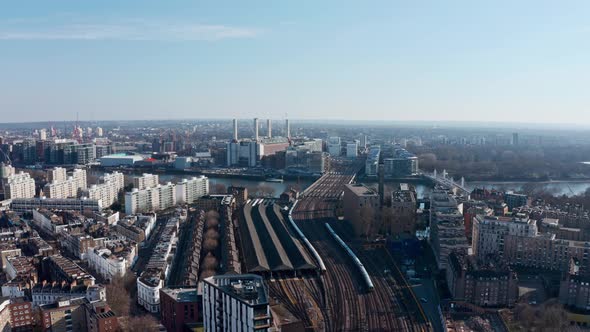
[325,223,374,292]
[288,200,327,274]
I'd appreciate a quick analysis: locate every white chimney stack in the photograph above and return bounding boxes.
[233,119,238,141]
[285,119,290,139]
[267,119,272,138]
[254,118,259,141]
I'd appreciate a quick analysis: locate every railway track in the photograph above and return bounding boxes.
[289,158,431,332]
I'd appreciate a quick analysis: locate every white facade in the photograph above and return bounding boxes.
[43,169,87,199]
[87,246,135,280]
[176,176,209,205]
[125,176,209,214]
[125,183,176,215]
[3,172,35,199]
[47,167,67,183]
[0,163,15,179]
[133,173,159,190]
[88,172,124,207]
[137,274,163,313]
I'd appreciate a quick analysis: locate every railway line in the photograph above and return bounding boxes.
[290,159,432,332]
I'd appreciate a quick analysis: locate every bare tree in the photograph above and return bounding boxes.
[126,315,160,332]
[213,183,227,194]
[106,276,131,316]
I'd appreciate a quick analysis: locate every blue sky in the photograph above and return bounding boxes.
[1,1,590,124]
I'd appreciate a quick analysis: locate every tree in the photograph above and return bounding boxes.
[106,275,132,316]
[126,315,160,332]
[213,183,227,194]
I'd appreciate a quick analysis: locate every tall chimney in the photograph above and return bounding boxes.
[233,119,238,141]
[253,118,259,141]
[285,119,290,139]
[267,119,272,138]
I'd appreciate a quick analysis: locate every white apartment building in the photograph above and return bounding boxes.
[88,172,124,207]
[125,183,176,215]
[133,173,159,190]
[176,176,209,205]
[3,172,36,199]
[203,274,271,332]
[125,176,209,214]
[43,168,87,199]
[0,163,15,179]
[47,167,67,184]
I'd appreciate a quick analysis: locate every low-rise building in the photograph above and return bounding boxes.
[40,298,88,332]
[10,197,103,213]
[446,252,518,307]
[87,240,137,280]
[5,256,37,283]
[41,255,95,286]
[32,283,105,307]
[85,300,119,332]
[160,287,200,332]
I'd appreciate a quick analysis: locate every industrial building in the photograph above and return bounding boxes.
[239,199,316,274]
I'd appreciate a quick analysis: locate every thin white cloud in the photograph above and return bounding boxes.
[0,18,261,41]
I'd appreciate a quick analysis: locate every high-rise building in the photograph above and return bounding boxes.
[125,182,176,215]
[365,146,381,177]
[203,274,271,332]
[47,167,67,184]
[96,127,103,137]
[429,190,469,270]
[3,172,36,199]
[346,143,358,158]
[0,163,15,179]
[43,168,87,199]
[327,137,341,156]
[88,172,124,207]
[133,173,159,190]
[511,132,519,145]
[176,176,209,205]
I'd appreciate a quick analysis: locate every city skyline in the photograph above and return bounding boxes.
[2,1,590,123]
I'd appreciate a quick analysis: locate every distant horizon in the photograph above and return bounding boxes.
[1,117,590,130]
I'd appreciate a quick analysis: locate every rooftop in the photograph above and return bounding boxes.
[205,274,268,306]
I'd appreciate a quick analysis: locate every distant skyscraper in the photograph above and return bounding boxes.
[512,133,519,145]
